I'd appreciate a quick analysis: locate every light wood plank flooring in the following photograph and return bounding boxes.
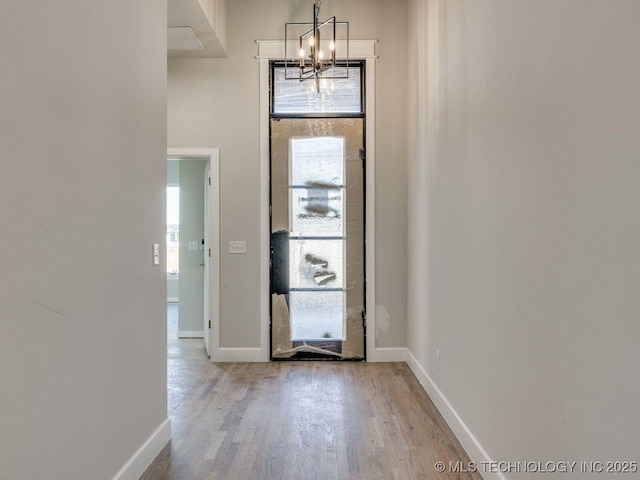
[158,354,482,480]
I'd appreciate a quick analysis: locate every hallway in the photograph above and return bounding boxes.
[158,357,481,479]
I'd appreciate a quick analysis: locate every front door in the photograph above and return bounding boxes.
[270,117,365,359]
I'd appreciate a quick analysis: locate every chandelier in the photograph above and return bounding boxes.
[285,0,350,92]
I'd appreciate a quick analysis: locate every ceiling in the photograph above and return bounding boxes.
[168,0,227,58]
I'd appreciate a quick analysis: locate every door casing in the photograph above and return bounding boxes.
[257,40,379,361]
[167,148,220,360]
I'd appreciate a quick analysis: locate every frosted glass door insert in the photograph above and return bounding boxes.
[271,118,364,359]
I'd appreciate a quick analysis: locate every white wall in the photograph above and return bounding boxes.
[168,0,409,349]
[407,0,640,477]
[0,2,168,479]
[167,276,180,301]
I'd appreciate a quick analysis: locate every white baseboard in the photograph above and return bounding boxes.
[368,347,408,362]
[167,297,179,303]
[212,348,265,362]
[177,330,204,338]
[111,418,171,480]
[405,350,505,480]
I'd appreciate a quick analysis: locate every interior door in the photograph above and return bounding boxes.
[203,160,210,355]
[270,117,365,359]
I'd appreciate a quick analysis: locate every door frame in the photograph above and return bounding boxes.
[257,40,379,361]
[167,148,220,361]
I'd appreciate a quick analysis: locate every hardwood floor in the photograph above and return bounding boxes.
[159,356,482,480]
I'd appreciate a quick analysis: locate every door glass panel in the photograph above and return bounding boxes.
[290,136,345,185]
[290,136,345,237]
[290,239,344,289]
[291,187,343,236]
[289,291,344,341]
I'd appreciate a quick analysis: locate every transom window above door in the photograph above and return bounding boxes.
[270,63,364,115]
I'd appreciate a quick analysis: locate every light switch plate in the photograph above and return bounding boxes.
[229,241,247,254]
[188,240,199,251]
[152,244,160,266]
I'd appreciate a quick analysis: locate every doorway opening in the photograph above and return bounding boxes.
[166,149,220,362]
[269,62,366,360]
[166,158,207,360]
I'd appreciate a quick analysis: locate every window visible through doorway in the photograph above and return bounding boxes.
[166,186,180,276]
